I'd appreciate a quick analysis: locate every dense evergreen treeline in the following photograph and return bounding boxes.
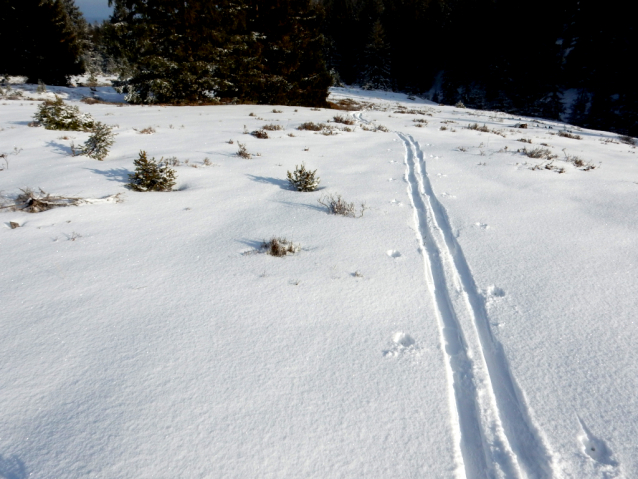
[1,0,635,133]
[319,0,638,135]
[105,0,331,105]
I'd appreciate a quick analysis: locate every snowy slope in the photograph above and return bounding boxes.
[1,84,637,478]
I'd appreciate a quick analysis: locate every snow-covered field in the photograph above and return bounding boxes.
[1,84,637,479]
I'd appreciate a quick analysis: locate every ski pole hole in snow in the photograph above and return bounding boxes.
[578,417,619,467]
[487,285,506,297]
[393,332,415,348]
[383,332,418,357]
[386,249,402,258]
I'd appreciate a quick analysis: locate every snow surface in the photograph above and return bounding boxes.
[1,84,637,478]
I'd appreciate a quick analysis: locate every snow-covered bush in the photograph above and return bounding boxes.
[34,96,95,131]
[128,151,176,192]
[287,163,320,192]
[78,122,116,161]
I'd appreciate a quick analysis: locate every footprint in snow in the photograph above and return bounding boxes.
[475,222,489,229]
[386,250,402,258]
[389,199,403,207]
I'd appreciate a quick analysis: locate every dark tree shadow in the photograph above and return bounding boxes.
[246,174,291,190]
[0,454,28,479]
[275,200,324,213]
[46,140,73,156]
[84,167,130,184]
[237,238,265,250]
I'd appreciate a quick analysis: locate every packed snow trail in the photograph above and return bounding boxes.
[396,131,555,479]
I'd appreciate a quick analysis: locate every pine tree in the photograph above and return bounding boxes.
[108,0,330,106]
[108,0,257,104]
[359,19,391,90]
[1,0,84,84]
[569,89,590,127]
[245,0,332,106]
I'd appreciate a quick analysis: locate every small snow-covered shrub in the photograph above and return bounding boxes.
[34,96,95,131]
[128,151,177,192]
[619,135,636,146]
[78,122,116,161]
[455,101,466,108]
[318,193,366,217]
[262,237,299,257]
[287,163,320,192]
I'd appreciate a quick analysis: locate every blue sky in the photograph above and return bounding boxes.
[76,0,113,23]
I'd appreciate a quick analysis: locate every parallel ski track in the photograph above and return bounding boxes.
[394,130,555,479]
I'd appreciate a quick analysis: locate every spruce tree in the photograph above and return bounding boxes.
[245,0,332,106]
[569,89,590,127]
[359,19,392,90]
[1,0,84,84]
[108,0,256,104]
[108,0,330,106]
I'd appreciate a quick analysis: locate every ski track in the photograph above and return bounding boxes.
[384,125,555,478]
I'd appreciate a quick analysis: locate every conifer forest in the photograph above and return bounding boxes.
[1,0,636,134]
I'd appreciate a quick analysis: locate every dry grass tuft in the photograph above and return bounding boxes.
[530,162,565,174]
[250,129,269,139]
[81,97,106,105]
[262,124,283,131]
[333,115,355,125]
[236,142,251,159]
[1,188,81,213]
[297,122,326,131]
[558,131,582,140]
[361,124,389,133]
[328,98,365,111]
[521,147,557,160]
[318,193,366,217]
[262,237,299,257]
[136,127,156,134]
